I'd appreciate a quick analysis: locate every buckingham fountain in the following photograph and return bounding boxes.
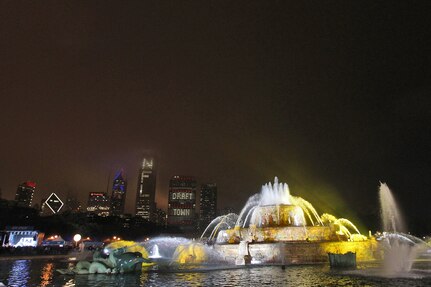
[201,177,378,265]
[57,178,430,275]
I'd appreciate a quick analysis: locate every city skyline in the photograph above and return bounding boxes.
[1,2,430,234]
[0,159,227,216]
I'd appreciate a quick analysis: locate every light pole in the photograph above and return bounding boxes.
[73,234,82,249]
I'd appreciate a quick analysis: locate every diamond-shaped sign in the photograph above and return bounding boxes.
[45,193,64,214]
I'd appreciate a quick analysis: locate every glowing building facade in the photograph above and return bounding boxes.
[1,226,44,247]
[199,183,217,229]
[15,181,36,207]
[87,192,110,217]
[168,176,196,231]
[135,158,157,220]
[110,170,127,216]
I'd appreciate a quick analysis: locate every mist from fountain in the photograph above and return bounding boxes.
[149,244,162,259]
[236,177,295,228]
[142,237,190,262]
[377,182,428,276]
[290,196,323,226]
[139,236,228,270]
[235,194,261,227]
[171,242,225,265]
[183,177,360,245]
[200,213,239,240]
[233,177,357,233]
[242,206,258,228]
[260,178,291,206]
[379,182,406,233]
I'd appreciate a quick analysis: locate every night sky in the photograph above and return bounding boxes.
[1,1,430,234]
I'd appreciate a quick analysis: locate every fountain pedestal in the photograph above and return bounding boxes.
[235,241,252,265]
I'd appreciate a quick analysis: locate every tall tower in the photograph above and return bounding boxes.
[15,181,36,207]
[167,176,197,232]
[135,157,157,220]
[199,183,217,230]
[110,170,127,216]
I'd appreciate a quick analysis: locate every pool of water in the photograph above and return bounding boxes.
[0,259,430,286]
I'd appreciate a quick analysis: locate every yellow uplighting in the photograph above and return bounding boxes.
[172,243,208,264]
[321,213,362,240]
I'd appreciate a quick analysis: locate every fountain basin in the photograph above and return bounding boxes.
[214,239,380,265]
[217,225,343,244]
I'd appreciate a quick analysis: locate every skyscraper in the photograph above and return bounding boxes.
[15,181,36,207]
[110,170,127,216]
[167,176,196,232]
[135,157,157,220]
[87,192,110,217]
[64,195,82,213]
[42,193,64,215]
[199,183,217,230]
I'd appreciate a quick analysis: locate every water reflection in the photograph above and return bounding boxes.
[0,259,430,287]
[175,272,205,286]
[7,260,31,287]
[74,273,143,287]
[63,278,76,287]
[40,262,54,286]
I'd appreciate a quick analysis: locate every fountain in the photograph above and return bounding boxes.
[63,179,408,274]
[57,179,428,278]
[141,236,226,269]
[377,182,428,276]
[235,241,252,265]
[149,244,162,259]
[200,213,239,242]
[205,177,377,265]
[379,182,405,233]
[337,182,431,279]
[51,178,429,284]
[142,237,190,260]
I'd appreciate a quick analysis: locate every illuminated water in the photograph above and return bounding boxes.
[377,182,429,275]
[0,258,430,286]
[229,177,361,241]
[148,244,161,259]
[379,182,405,233]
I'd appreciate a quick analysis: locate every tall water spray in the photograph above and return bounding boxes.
[260,177,291,206]
[149,244,162,259]
[235,177,291,227]
[378,182,417,275]
[379,182,405,233]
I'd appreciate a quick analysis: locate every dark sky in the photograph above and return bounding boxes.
[1,1,430,234]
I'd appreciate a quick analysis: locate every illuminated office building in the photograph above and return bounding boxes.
[199,183,217,229]
[87,192,110,217]
[110,170,127,216]
[15,181,36,207]
[167,176,196,231]
[135,158,157,220]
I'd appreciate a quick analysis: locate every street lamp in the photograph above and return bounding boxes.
[73,234,81,248]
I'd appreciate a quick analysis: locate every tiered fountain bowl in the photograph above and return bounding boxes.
[205,177,380,265]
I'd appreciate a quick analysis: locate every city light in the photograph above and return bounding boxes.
[73,234,81,243]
